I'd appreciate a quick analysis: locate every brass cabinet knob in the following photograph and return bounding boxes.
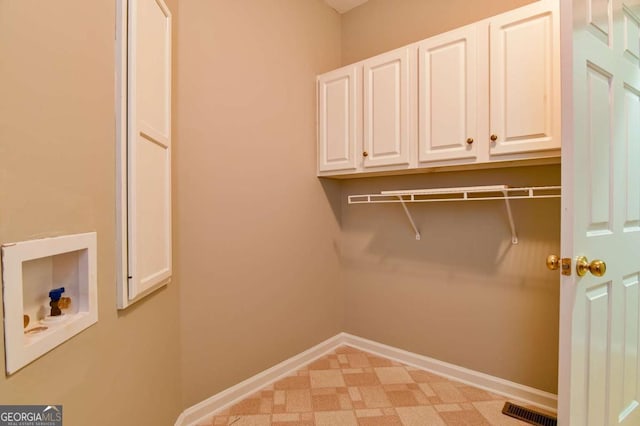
[490,134,498,142]
[576,256,607,277]
[363,151,369,157]
[546,255,560,271]
[466,138,474,144]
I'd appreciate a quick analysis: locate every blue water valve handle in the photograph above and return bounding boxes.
[48,287,65,302]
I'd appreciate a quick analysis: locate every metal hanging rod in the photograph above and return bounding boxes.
[348,185,561,243]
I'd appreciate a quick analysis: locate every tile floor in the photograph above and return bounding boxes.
[198,346,536,425]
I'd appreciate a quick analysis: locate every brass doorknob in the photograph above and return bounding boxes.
[546,255,560,271]
[466,138,474,144]
[576,256,607,277]
[490,134,498,142]
[363,151,369,157]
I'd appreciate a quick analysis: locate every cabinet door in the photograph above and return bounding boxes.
[317,66,359,173]
[363,48,411,168]
[489,0,560,156]
[127,0,172,300]
[418,25,478,163]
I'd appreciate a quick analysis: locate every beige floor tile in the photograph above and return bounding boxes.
[374,366,414,384]
[434,403,462,412]
[348,386,362,401]
[259,397,272,414]
[274,390,285,405]
[396,406,447,426]
[355,408,384,417]
[285,389,311,412]
[338,393,353,410]
[310,369,346,388]
[230,398,262,415]
[412,389,430,405]
[458,385,494,401]
[360,385,392,408]
[386,389,419,407]
[344,372,380,386]
[367,355,394,367]
[307,358,332,370]
[314,410,358,426]
[439,409,492,425]
[311,393,341,411]
[358,415,403,425]
[225,415,271,426]
[419,382,436,397]
[271,413,300,422]
[430,382,467,403]
[347,353,371,367]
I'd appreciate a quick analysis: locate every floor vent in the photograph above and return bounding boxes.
[502,401,557,426]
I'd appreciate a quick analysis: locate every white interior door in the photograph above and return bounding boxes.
[559,0,640,424]
[127,0,172,300]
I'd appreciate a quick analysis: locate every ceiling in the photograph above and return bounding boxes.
[323,0,369,14]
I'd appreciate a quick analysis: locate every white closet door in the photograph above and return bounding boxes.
[127,0,172,299]
[362,48,411,169]
[417,24,478,163]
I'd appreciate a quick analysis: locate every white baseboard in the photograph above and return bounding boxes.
[175,334,343,426]
[340,333,558,413]
[175,332,558,425]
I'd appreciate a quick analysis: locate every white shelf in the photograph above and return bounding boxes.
[348,185,561,242]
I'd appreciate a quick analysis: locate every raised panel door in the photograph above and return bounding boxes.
[418,25,478,164]
[560,0,640,424]
[362,48,411,169]
[127,0,172,300]
[489,0,560,156]
[317,66,359,173]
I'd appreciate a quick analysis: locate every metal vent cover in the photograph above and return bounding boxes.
[502,402,557,426]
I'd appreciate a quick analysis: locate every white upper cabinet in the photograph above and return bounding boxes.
[488,0,560,156]
[317,66,359,173]
[316,0,560,177]
[417,24,478,164]
[362,48,411,169]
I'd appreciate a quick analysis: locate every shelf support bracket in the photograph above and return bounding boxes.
[501,190,518,244]
[398,197,421,240]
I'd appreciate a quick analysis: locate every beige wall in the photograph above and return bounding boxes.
[341,0,535,64]
[339,0,560,393]
[340,166,560,393]
[176,0,344,407]
[0,1,182,424]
